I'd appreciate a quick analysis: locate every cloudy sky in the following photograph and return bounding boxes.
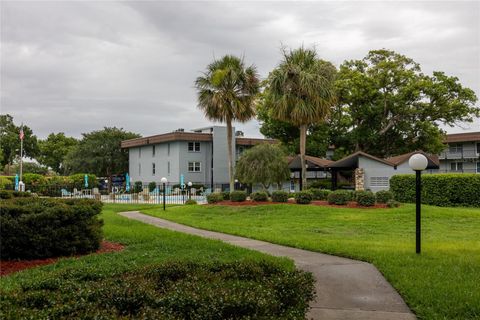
[1,0,479,139]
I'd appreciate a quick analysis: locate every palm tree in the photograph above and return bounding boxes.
[195,55,260,192]
[264,47,336,189]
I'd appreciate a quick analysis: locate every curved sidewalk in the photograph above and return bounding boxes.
[119,211,416,320]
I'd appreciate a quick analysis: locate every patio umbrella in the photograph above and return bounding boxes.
[84,174,89,188]
[125,173,130,192]
[14,174,19,191]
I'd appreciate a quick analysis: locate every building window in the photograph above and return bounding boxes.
[152,145,156,157]
[167,143,170,156]
[188,142,200,152]
[167,161,170,175]
[152,163,156,175]
[188,161,201,172]
[449,143,463,153]
[236,146,245,157]
[139,148,141,158]
[450,162,463,171]
[138,163,141,176]
[477,162,480,173]
[477,143,480,154]
[370,177,389,187]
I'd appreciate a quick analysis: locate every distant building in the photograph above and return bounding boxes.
[120,126,275,187]
[438,132,480,173]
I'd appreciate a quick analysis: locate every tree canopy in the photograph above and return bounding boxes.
[64,127,140,179]
[259,49,479,158]
[0,114,39,170]
[38,133,78,174]
[235,143,290,190]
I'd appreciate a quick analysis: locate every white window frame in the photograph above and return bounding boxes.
[188,161,201,172]
[188,142,201,152]
[449,143,463,153]
[450,162,463,171]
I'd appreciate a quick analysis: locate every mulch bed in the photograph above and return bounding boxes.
[212,200,387,209]
[0,241,125,277]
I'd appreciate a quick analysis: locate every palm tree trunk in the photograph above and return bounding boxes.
[300,124,307,190]
[226,119,235,192]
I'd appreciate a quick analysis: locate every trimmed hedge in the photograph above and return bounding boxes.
[356,191,376,207]
[308,188,331,201]
[390,174,480,207]
[185,199,198,205]
[250,191,268,202]
[230,191,247,202]
[206,193,223,204]
[0,198,103,260]
[0,190,33,199]
[271,190,289,203]
[0,259,315,319]
[327,190,350,205]
[295,191,313,204]
[222,191,231,200]
[375,190,394,203]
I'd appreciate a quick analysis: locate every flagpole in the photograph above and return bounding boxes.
[19,124,24,184]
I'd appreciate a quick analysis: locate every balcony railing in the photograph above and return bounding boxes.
[439,147,480,160]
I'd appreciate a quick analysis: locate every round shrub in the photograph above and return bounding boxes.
[0,198,103,260]
[230,190,247,202]
[250,191,268,202]
[375,190,394,203]
[148,182,157,192]
[308,188,331,200]
[327,190,350,205]
[295,190,313,204]
[185,199,197,205]
[221,191,230,200]
[387,199,400,208]
[206,193,223,204]
[133,181,143,193]
[356,191,376,207]
[271,190,289,203]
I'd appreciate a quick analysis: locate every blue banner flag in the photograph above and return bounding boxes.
[15,174,19,191]
[84,174,89,188]
[125,173,130,192]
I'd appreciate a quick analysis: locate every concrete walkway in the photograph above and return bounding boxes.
[119,211,416,320]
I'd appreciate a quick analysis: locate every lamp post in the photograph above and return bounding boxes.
[161,177,168,211]
[408,153,428,254]
[188,181,192,200]
[234,179,238,191]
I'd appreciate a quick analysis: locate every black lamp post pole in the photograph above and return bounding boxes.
[415,170,421,254]
[163,182,166,211]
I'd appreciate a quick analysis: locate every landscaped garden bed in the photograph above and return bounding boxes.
[209,199,388,208]
[0,241,124,276]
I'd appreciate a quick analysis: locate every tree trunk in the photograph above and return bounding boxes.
[226,119,235,192]
[299,124,307,190]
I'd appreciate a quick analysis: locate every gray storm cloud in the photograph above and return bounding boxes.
[1,1,479,138]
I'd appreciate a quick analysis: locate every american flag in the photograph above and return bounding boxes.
[19,126,24,141]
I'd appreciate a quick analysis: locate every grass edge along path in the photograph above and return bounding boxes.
[141,203,480,320]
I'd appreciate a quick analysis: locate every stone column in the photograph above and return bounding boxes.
[354,168,365,191]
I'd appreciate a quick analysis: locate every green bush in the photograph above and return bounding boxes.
[375,190,394,203]
[148,182,157,192]
[387,199,401,208]
[356,191,376,207]
[390,174,480,207]
[295,191,313,204]
[251,191,268,202]
[206,193,223,204]
[222,191,230,200]
[0,176,14,189]
[0,259,315,319]
[308,188,331,200]
[327,190,350,205]
[308,180,332,189]
[69,173,98,189]
[185,199,198,205]
[133,181,143,193]
[230,190,247,202]
[0,190,33,199]
[271,190,289,203]
[0,198,103,260]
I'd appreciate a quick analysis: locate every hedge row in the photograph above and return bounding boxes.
[1,260,315,319]
[0,198,103,259]
[390,174,480,207]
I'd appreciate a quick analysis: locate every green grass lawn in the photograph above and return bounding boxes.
[142,203,480,320]
[0,203,293,291]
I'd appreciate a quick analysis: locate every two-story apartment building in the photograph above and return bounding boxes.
[438,132,480,173]
[120,126,275,186]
